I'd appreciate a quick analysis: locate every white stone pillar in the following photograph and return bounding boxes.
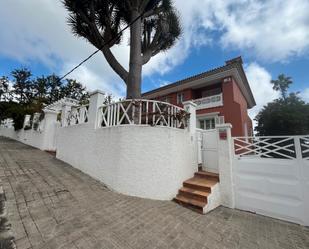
[32,112,40,129]
[61,104,72,127]
[183,101,197,136]
[23,115,31,128]
[42,110,58,151]
[216,123,235,208]
[88,90,106,128]
[183,101,198,169]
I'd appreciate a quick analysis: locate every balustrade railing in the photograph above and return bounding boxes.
[193,93,223,110]
[97,99,189,129]
[300,136,309,160]
[67,105,89,126]
[233,136,309,160]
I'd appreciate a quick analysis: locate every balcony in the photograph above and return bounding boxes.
[193,93,223,110]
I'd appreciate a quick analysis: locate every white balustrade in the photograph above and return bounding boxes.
[97,99,189,129]
[233,136,309,160]
[300,136,309,160]
[67,105,89,126]
[193,93,223,110]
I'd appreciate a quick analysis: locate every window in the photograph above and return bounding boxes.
[162,96,171,103]
[177,92,184,104]
[201,87,221,98]
[199,118,216,130]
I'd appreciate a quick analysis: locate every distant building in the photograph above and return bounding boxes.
[143,57,256,136]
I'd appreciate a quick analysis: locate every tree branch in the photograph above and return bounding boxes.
[142,50,152,65]
[139,0,151,12]
[142,26,162,64]
[143,7,162,18]
[101,47,129,84]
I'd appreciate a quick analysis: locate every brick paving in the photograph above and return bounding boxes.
[0,136,308,249]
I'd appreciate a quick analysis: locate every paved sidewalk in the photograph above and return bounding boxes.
[0,136,308,249]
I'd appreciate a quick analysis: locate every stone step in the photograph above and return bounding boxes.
[194,171,220,181]
[179,187,209,202]
[183,177,217,193]
[174,194,206,213]
[174,170,220,214]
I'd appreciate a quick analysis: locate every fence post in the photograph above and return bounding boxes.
[88,90,106,128]
[61,104,72,127]
[216,123,235,208]
[32,112,40,129]
[294,137,302,160]
[197,132,202,165]
[23,115,31,128]
[42,110,58,151]
[183,101,197,136]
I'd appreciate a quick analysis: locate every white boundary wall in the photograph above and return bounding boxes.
[56,125,197,200]
[231,136,309,226]
[0,111,59,151]
[0,93,198,201]
[233,157,309,225]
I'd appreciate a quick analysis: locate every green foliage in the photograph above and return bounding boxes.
[0,76,10,101]
[60,79,89,103]
[271,74,292,99]
[255,93,309,136]
[0,68,113,130]
[255,74,309,136]
[0,101,30,130]
[11,68,33,104]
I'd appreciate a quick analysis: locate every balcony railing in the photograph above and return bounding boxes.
[97,99,189,129]
[193,93,223,110]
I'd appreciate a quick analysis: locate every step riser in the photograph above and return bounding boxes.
[183,182,211,193]
[174,198,203,213]
[178,191,207,203]
[194,173,219,182]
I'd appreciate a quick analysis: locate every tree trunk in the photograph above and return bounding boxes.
[126,10,142,99]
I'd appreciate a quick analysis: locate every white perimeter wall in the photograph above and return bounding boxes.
[0,121,58,151]
[56,125,197,200]
[233,157,309,226]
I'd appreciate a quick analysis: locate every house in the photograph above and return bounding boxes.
[142,57,256,137]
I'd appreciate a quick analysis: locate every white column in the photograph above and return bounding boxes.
[183,101,198,170]
[61,104,72,127]
[32,112,40,129]
[42,110,58,151]
[23,115,31,128]
[183,101,197,136]
[88,90,106,128]
[216,123,235,208]
[197,132,203,165]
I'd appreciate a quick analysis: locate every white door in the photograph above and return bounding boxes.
[197,129,218,173]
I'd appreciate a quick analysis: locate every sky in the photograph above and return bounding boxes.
[0,0,309,122]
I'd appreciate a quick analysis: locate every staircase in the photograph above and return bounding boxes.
[174,170,220,214]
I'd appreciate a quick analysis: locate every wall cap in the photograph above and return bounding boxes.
[216,123,233,129]
[182,100,197,107]
[43,109,58,115]
[90,90,105,96]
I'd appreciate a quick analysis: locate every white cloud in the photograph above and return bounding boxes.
[171,0,309,63]
[218,0,309,62]
[0,0,128,97]
[0,0,308,97]
[245,63,280,124]
[300,88,309,103]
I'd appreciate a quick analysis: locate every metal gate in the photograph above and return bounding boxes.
[232,136,309,225]
[197,129,219,173]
